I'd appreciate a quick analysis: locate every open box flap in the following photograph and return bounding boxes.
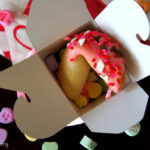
[26,0,91,52]
[81,82,148,133]
[95,0,150,81]
[0,55,78,139]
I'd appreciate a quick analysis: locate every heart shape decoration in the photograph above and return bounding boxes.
[13,25,33,50]
[0,128,8,144]
[42,142,59,150]
[0,107,14,124]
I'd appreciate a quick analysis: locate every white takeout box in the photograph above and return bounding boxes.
[0,0,149,139]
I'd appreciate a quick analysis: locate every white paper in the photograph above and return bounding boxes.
[95,0,150,81]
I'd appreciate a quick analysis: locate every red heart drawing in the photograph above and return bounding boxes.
[13,25,32,50]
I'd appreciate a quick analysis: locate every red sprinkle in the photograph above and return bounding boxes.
[104,59,109,65]
[96,53,100,58]
[117,72,121,76]
[84,42,91,49]
[110,69,116,74]
[98,73,101,76]
[93,49,99,52]
[108,72,111,76]
[113,53,117,58]
[102,69,106,73]
[64,36,71,41]
[115,42,119,48]
[70,58,74,62]
[102,49,108,55]
[121,60,125,64]
[93,63,97,69]
[104,59,109,63]
[113,62,117,68]
[108,83,114,86]
[110,73,116,79]
[117,79,120,84]
[100,55,110,59]
[79,33,83,37]
[108,64,113,70]
[116,65,120,72]
[98,41,104,46]
[67,45,74,50]
[92,58,96,62]
[108,42,112,47]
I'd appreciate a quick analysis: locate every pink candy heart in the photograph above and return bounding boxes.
[0,128,8,144]
[0,108,14,124]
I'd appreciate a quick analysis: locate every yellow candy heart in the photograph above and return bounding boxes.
[73,94,89,108]
[25,134,37,142]
[87,82,102,99]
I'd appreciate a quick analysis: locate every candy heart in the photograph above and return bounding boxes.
[24,134,37,142]
[80,135,98,150]
[0,128,8,144]
[42,142,59,150]
[0,107,14,124]
[125,123,141,136]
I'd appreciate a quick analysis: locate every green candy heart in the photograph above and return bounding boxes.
[125,123,141,137]
[80,135,98,150]
[98,78,108,93]
[42,142,59,150]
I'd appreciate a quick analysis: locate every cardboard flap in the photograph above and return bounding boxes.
[26,0,91,52]
[81,83,148,133]
[0,55,78,139]
[95,0,150,81]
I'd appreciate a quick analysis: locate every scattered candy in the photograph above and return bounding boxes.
[24,134,37,142]
[45,55,58,72]
[0,107,14,124]
[87,82,102,99]
[80,135,98,150]
[125,123,141,136]
[98,78,108,93]
[42,142,59,150]
[73,94,89,108]
[0,128,8,145]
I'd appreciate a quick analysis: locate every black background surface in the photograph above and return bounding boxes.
[0,55,150,150]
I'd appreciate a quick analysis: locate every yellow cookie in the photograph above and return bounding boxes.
[25,134,37,142]
[74,94,89,108]
[59,48,90,99]
[87,82,102,99]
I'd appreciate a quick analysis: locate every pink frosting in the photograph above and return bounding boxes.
[67,31,125,95]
